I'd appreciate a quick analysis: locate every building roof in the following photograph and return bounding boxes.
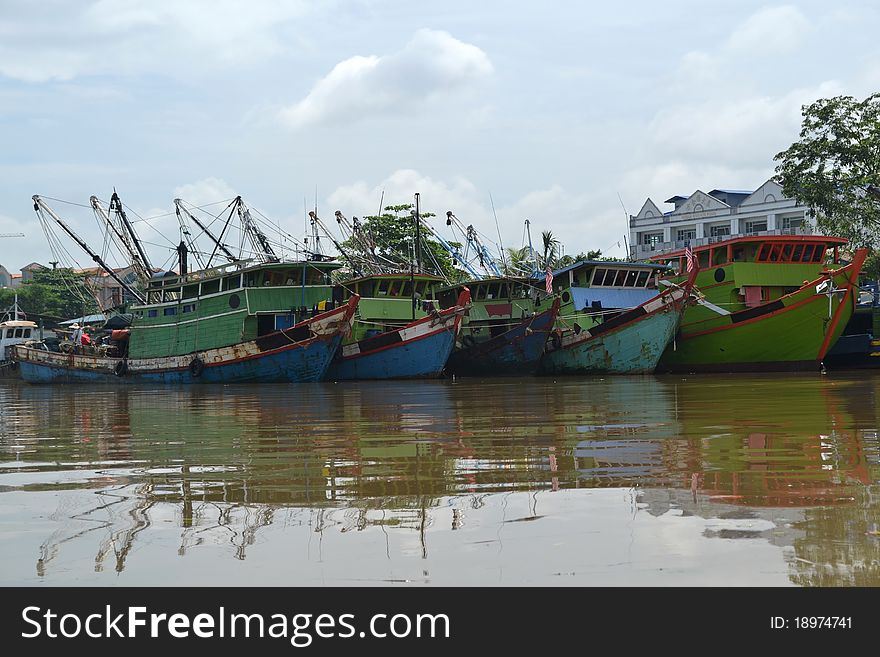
[709,189,752,195]
[664,195,688,203]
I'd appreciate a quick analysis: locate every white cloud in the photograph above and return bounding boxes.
[648,81,843,168]
[0,1,312,82]
[725,5,811,55]
[172,177,238,207]
[323,169,626,265]
[278,29,493,129]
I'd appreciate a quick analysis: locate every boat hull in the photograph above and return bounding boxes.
[15,297,358,384]
[656,253,865,373]
[324,293,468,381]
[447,298,559,377]
[540,284,691,375]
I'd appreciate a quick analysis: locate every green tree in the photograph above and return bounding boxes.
[774,93,880,249]
[340,204,465,281]
[0,268,98,322]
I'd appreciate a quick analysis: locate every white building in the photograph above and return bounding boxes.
[629,179,811,260]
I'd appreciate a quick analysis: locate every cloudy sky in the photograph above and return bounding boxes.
[1,0,878,273]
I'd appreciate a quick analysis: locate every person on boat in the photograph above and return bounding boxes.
[70,323,83,353]
[80,327,92,353]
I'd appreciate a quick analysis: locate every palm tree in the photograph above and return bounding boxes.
[501,246,533,276]
[541,230,560,270]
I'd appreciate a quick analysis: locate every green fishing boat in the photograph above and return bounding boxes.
[650,235,867,372]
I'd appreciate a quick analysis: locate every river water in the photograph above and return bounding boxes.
[1,373,878,586]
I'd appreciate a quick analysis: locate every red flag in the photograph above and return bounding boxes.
[545,264,553,294]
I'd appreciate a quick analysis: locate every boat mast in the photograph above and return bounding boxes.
[309,211,362,276]
[32,195,146,304]
[174,199,238,265]
[110,191,153,273]
[234,196,280,263]
[419,213,483,279]
[447,211,502,277]
[525,218,538,276]
[90,195,151,282]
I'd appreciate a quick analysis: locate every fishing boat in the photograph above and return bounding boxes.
[324,272,469,380]
[15,260,358,384]
[17,194,360,384]
[0,296,40,376]
[649,235,867,372]
[436,277,560,376]
[537,260,695,374]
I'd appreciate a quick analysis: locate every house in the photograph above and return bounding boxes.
[629,179,811,259]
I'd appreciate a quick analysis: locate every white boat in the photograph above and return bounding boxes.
[0,297,40,375]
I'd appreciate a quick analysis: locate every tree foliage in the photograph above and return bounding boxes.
[340,204,464,281]
[774,93,880,249]
[0,268,98,323]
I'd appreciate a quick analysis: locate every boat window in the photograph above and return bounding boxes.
[182,304,196,313]
[811,245,825,263]
[757,244,770,261]
[782,244,793,261]
[498,282,509,298]
[201,279,221,294]
[401,280,413,296]
[148,309,158,318]
[24,329,31,338]
[801,245,815,262]
[223,275,242,290]
[182,284,199,299]
[163,288,181,302]
[613,270,628,286]
[244,272,258,287]
[792,244,804,261]
[636,271,650,287]
[732,247,744,262]
[14,328,23,338]
[377,279,390,295]
[415,281,428,296]
[624,271,639,287]
[768,244,781,262]
[5,329,12,338]
[475,284,488,300]
[592,269,607,286]
[148,291,161,303]
[486,282,500,299]
[163,307,177,316]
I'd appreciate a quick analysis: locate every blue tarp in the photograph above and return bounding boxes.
[568,287,656,311]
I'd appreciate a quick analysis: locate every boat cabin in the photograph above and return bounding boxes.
[342,273,445,327]
[650,234,850,313]
[533,260,671,313]
[126,259,344,359]
[1,319,38,362]
[437,277,548,322]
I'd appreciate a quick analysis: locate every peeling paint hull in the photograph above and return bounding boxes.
[540,285,691,375]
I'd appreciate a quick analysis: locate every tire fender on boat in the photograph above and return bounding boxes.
[189,357,205,378]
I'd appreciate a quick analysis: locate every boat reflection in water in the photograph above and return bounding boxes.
[0,374,878,585]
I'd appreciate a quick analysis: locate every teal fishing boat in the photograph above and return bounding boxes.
[536,260,696,374]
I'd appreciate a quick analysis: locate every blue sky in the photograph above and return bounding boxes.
[2,0,878,272]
